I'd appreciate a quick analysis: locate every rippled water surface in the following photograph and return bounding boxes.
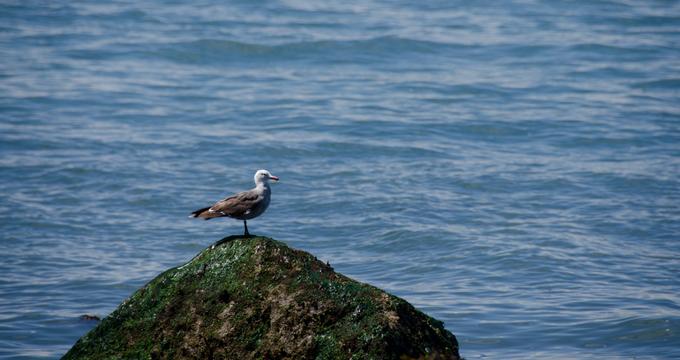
[2,1,680,358]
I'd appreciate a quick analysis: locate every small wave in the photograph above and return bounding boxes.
[567,43,663,57]
[150,36,469,65]
[631,79,680,90]
[63,36,483,65]
[568,66,647,80]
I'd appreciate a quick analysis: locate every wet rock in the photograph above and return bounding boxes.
[64,236,460,359]
[78,314,101,322]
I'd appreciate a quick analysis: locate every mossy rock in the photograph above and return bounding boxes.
[64,236,460,360]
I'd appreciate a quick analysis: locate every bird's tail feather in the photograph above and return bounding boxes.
[189,206,211,219]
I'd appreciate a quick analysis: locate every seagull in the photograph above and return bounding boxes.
[190,169,279,237]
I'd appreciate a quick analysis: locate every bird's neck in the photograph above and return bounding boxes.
[254,181,270,191]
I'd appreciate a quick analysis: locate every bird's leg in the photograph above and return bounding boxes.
[243,220,250,237]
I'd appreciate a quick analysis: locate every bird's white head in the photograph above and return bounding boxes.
[254,169,279,185]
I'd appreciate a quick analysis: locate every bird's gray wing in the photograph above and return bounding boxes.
[208,190,261,218]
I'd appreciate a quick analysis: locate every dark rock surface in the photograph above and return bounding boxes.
[78,314,101,322]
[64,236,460,359]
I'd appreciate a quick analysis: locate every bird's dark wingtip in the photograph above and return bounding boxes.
[190,206,211,218]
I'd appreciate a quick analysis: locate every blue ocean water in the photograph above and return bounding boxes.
[1,0,679,358]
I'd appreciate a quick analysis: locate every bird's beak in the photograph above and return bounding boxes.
[270,175,279,181]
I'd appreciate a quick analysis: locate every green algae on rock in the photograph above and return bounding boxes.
[64,236,460,360]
